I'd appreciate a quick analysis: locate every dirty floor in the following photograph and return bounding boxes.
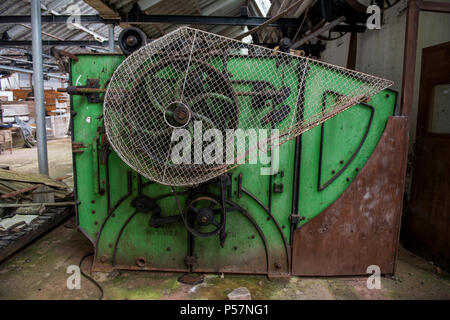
[0,140,449,300]
[0,218,449,300]
[0,138,74,188]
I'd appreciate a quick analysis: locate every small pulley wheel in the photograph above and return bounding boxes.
[118,27,147,56]
[183,196,225,238]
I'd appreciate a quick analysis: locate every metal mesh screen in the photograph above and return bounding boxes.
[104,27,393,186]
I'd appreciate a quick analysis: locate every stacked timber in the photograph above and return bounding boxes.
[0,169,71,203]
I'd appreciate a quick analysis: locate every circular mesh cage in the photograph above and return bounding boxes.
[104,27,393,186]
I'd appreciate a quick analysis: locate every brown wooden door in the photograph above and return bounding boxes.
[405,41,450,270]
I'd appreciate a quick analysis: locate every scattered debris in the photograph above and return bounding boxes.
[92,272,110,283]
[178,273,204,285]
[0,168,74,263]
[0,214,38,232]
[227,287,252,300]
[0,169,71,201]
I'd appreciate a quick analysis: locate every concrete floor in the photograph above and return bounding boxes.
[0,137,74,188]
[0,140,449,300]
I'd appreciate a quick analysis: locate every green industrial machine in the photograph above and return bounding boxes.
[70,28,401,277]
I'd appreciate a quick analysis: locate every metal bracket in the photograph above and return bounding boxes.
[273,183,284,193]
[185,255,197,267]
[59,78,104,103]
[72,142,87,154]
[289,214,301,224]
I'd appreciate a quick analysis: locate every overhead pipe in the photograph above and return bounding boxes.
[290,16,346,49]
[0,55,59,69]
[31,0,49,175]
[0,64,68,80]
[293,0,318,18]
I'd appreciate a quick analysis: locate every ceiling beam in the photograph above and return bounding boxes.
[0,40,120,47]
[22,0,107,42]
[83,0,121,19]
[0,15,300,27]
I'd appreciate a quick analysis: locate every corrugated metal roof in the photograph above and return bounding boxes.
[0,0,254,56]
[103,0,251,39]
[0,0,121,55]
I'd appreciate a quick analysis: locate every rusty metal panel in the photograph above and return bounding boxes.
[292,116,408,276]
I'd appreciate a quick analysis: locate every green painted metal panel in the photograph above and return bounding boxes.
[71,54,396,275]
[298,91,396,226]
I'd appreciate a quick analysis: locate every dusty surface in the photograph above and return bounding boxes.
[0,138,74,188]
[0,220,448,300]
[0,139,449,300]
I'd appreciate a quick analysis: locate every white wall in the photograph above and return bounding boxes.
[321,0,450,148]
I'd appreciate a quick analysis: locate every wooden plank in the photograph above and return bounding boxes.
[0,169,67,189]
[1,184,41,199]
[0,180,34,192]
[83,0,120,19]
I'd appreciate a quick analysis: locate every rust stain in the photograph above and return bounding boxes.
[292,116,408,276]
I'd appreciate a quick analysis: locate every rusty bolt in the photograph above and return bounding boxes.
[178,110,186,120]
[346,178,350,182]
[234,246,238,250]
[331,170,335,174]
[355,168,359,172]
[126,35,137,45]
[91,200,95,204]
[274,262,281,269]
[100,255,107,263]
[108,243,112,248]
[340,160,344,164]
[136,257,146,267]
[91,210,95,214]
[201,217,207,223]
[167,247,171,252]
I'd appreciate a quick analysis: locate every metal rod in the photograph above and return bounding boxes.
[31,0,49,175]
[0,47,53,59]
[0,64,68,80]
[0,40,119,47]
[108,24,115,53]
[0,201,76,208]
[400,0,419,117]
[235,0,305,40]
[0,15,300,27]
[417,0,450,13]
[0,55,58,68]
[290,16,346,49]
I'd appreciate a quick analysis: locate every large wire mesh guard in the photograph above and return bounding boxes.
[104,27,393,186]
